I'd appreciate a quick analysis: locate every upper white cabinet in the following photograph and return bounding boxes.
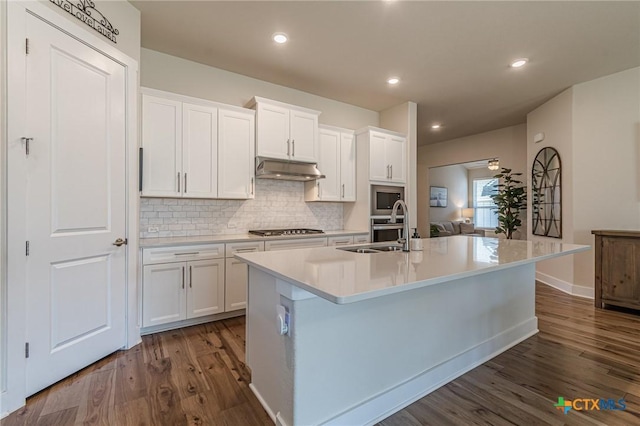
[141,88,255,199]
[359,127,406,184]
[305,125,356,202]
[249,97,320,163]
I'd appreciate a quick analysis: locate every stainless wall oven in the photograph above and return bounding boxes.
[371,185,405,216]
[371,218,405,243]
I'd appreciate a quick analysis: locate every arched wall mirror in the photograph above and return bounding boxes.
[532,147,562,238]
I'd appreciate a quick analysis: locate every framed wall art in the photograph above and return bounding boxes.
[532,147,562,238]
[430,186,448,208]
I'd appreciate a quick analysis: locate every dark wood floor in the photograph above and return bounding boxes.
[4,283,640,425]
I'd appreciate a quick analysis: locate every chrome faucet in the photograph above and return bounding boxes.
[390,199,410,252]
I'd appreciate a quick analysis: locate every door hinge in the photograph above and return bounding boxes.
[25,342,30,358]
[26,241,30,256]
[26,38,29,55]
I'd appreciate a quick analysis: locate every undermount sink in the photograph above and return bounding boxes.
[337,244,405,254]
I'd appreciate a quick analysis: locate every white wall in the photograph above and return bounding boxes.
[527,67,640,294]
[527,89,575,287]
[0,0,7,398]
[141,49,378,130]
[417,124,527,237]
[428,165,468,222]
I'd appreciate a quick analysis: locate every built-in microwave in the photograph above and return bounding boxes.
[371,185,405,216]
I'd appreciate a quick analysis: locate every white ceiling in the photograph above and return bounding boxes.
[130,1,640,146]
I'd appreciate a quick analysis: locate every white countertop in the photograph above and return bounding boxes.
[139,229,369,248]
[236,236,590,304]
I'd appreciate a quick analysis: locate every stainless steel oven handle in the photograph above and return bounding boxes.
[372,225,404,231]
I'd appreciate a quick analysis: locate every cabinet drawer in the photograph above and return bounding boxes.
[327,236,354,246]
[225,241,265,257]
[353,234,370,244]
[265,237,327,251]
[143,244,225,265]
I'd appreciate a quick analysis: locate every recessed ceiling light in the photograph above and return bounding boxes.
[431,124,442,130]
[510,58,528,68]
[273,33,288,44]
[387,77,400,85]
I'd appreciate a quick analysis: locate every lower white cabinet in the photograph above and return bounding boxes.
[142,245,225,328]
[225,241,265,312]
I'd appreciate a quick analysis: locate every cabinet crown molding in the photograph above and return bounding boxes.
[355,125,406,138]
[247,96,321,116]
[141,87,255,115]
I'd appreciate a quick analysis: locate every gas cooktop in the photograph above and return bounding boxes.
[248,228,325,237]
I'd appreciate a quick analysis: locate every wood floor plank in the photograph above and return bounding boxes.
[5,282,640,425]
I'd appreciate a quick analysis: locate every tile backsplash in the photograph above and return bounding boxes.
[140,179,344,238]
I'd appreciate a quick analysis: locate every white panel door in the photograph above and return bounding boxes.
[340,133,356,201]
[317,128,340,201]
[387,135,406,184]
[182,103,218,198]
[218,108,255,199]
[289,109,318,163]
[25,14,127,395]
[141,94,182,197]
[142,263,186,327]
[225,258,249,311]
[186,259,225,318]
[369,131,389,181]
[256,103,289,160]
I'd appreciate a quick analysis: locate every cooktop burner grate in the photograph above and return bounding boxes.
[248,228,325,237]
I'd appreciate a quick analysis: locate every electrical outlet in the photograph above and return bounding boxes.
[147,226,159,233]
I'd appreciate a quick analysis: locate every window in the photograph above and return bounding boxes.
[472,178,498,228]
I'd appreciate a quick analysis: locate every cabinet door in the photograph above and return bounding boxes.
[186,259,225,319]
[317,128,340,201]
[225,258,248,311]
[340,132,356,201]
[142,263,186,327]
[182,103,218,198]
[289,109,318,163]
[601,238,640,304]
[141,94,182,197]
[353,234,370,244]
[256,102,290,160]
[369,131,389,181]
[387,135,406,184]
[218,108,255,199]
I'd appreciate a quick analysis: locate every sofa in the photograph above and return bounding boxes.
[430,221,485,237]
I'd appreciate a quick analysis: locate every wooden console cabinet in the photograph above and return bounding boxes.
[592,230,640,310]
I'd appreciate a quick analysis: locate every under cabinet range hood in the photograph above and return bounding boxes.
[255,157,325,181]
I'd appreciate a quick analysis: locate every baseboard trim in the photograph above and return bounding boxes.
[321,317,539,426]
[536,271,593,299]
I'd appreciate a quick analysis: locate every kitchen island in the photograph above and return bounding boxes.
[236,236,589,426]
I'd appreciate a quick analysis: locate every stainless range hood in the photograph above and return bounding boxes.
[255,157,325,181]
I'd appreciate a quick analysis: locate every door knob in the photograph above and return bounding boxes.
[113,238,127,247]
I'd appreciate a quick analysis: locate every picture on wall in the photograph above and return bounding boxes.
[430,186,448,208]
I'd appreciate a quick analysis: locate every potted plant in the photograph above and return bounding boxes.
[491,168,527,239]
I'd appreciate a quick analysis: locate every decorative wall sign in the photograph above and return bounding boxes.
[532,147,561,238]
[430,186,448,208]
[50,0,119,44]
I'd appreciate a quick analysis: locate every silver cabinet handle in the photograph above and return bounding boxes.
[390,165,393,179]
[386,165,390,179]
[287,139,290,156]
[342,184,345,198]
[182,266,185,289]
[334,240,350,245]
[177,172,181,192]
[184,173,188,193]
[251,177,254,195]
[21,137,33,156]
[292,139,295,157]
[175,251,199,256]
[189,265,192,288]
[235,247,258,253]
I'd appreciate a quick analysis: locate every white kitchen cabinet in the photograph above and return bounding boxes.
[250,96,320,163]
[353,233,370,244]
[265,237,328,251]
[305,125,356,202]
[141,88,255,200]
[182,103,218,198]
[224,241,265,312]
[141,94,182,197]
[142,244,225,328]
[218,109,255,199]
[361,128,407,184]
[327,235,354,246]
